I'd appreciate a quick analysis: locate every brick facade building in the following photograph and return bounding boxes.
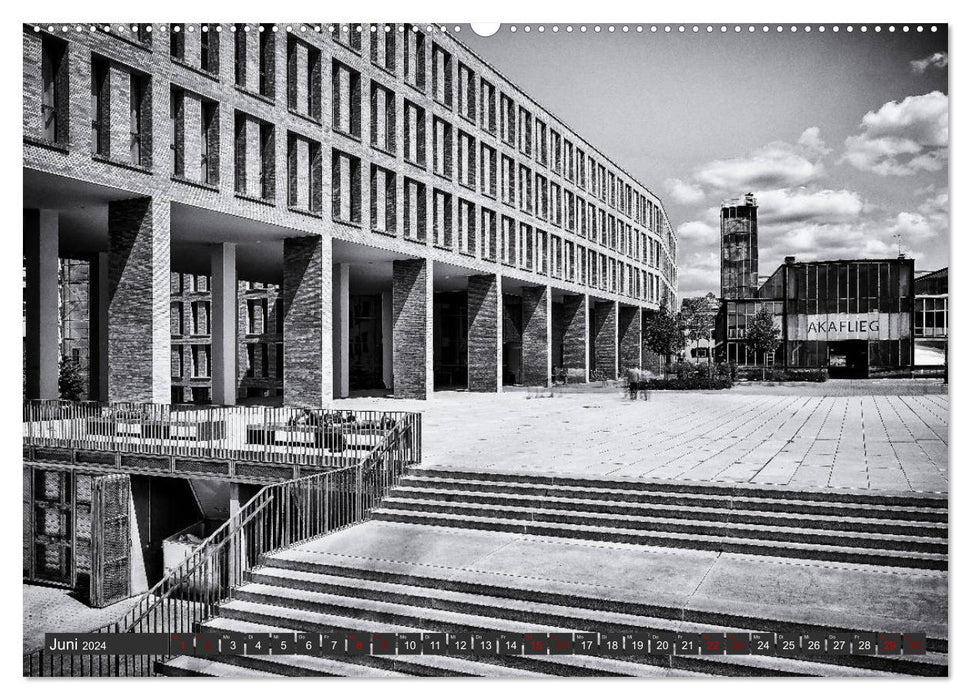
[23,23,678,404]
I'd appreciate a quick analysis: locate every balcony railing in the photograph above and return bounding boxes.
[23,405,421,677]
[24,400,419,473]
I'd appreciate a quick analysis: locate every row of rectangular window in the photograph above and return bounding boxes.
[171,343,212,379]
[170,342,284,380]
[45,32,672,249]
[93,25,667,232]
[38,32,675,292]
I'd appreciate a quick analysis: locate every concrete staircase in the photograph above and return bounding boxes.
[157,469,948,678]
[372,468,948,571]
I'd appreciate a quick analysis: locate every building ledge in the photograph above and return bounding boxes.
[234,85,276,107]
[171,57,220,83]
[92,153,152,174]
[171,174,219,192]
[23,135,69,153]
[235,191,275,207]
[288,206,322,219]
[287,108,323,128]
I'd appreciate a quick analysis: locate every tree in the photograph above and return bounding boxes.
[643,301,685,374]
[744,305,781,380]
[58,356,86,401]
[679,293,718,365]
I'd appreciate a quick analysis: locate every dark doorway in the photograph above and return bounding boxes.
[434,291,468,389]
[827,340,869,378]
[349,294,384,390]
[130,476,202,586]
[502,294,523,386]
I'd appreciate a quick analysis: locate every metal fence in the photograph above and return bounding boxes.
[23,400,416,469]
[23,407,420,677]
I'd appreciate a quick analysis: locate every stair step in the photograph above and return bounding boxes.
[381,496,946,553]
[400,476,947,522]
[370,508,948,570]
[262,548,949,653]
[156,655,283,678]
[212,598,808,676]
[244,569,725,633]
[200,616,552,677]
[392,485,947,536]
[406,468,948,509]
[223,583,943,676]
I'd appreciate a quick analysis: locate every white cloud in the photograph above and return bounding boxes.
[841,92,949,176]
[889,190,949,244]
[756,188,865,225]
[674,251,720,298]
[675,220,718,243]
[761,222,898,260]
[911,52,948,74]
[694,142,823,193]
[667,124,947,297]
[669,128,828,205]
[664,177,705,205]
[796,127,832,157]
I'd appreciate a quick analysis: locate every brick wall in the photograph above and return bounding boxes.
[282,235,331,406]
[22,25,676,315]
[107,196,171,403]
[619,304,642,374]
[392,258,431,398]
[467,274,499,392]
[521,285,550,386]
[23,24,680,403]
[593,300,618,380]
[561,294,587,375]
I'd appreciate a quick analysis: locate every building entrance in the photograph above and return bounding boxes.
[349,295,384,391]
[434,292,468,390]
[827,340,869,378]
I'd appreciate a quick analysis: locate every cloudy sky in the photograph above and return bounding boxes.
[461,25,949,298]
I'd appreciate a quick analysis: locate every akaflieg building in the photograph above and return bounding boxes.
[716,256,915,377]
[23,23,678,406]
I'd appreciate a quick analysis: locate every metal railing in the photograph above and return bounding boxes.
[24,400,413,470]
[23,408,420,677]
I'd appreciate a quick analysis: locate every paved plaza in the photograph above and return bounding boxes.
[340,380,949,494]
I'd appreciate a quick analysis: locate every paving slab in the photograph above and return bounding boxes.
[687,553,947,640]
[337,382,948,494]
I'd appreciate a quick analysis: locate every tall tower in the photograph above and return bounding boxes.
[720,193,759,299]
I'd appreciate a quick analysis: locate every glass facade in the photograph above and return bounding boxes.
[716,258,915,374]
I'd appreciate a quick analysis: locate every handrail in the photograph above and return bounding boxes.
[23,409,421,677]
[23,400,410,470]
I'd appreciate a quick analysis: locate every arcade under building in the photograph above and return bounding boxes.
[715,256,915,378]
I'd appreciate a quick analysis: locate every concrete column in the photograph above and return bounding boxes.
[228,482,244,586]
[210,243,237,406]
[521,285,552,387]
[332,263,350,398]
[23,209,60,400]
[619,305,643,375]
[392,257,434,399]
[467,273,501,392]
[381,292,393,391]
[107,198,171,403]
[89,252,110,401]
[593,300,619,380]
[283,235,334,407]
[562,294,589,382]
